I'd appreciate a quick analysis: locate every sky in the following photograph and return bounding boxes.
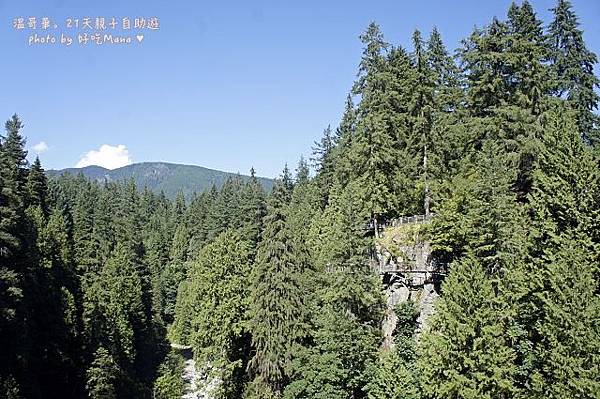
[0,0,598,178]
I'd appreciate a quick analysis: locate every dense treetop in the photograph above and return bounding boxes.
[1,1,598,398]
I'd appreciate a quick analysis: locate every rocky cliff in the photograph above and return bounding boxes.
[374,221,445,349]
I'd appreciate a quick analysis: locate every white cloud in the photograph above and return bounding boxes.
[76,144,132,169]
[32,141,49,154]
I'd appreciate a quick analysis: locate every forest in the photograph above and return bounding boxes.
[1,0,599,398]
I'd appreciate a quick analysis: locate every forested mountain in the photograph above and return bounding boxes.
[1,1,599,398]
[47,162,274,199]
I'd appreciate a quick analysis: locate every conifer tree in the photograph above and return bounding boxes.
[72,180,101,274]
[286,181,384,398]
[527,235,600,397]
[183,231,252,397]
[410,29,435,215]
[426,27,467,181]
[0,115,29,397]
[27,204,82,398]
[83,243,154,397]
[419,254,516,399]
[349,23,407,228]
[461,6,548,198]
[247,173,306,396]
[26,156,49,214]
[86,347,119,399]
[161,223,189,324]
[366,302,421,399]
[462,18,511,116]
[311,126,336,202]
[153,352,185,399]
[548,0,599,144]
[427,27,462,113]
[295,156,310,185]
[93,185,115,265]
[332,94,357,189]
[239,168,267,247]
[504,105,600,396]
[506,0,550,114]
[311,126,335,173]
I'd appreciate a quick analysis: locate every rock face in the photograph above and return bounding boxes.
[171,344,220,399]
[374,223,444,349]
[181,353,200,399]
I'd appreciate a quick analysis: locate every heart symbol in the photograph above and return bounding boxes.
[136,35,144,42]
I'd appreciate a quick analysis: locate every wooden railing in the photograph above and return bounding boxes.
[365,214,435,232]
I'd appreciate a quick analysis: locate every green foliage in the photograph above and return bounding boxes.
[503,105,600,397]
[26,156,49,213]
[366,301,420,399]
[286,181,384,399]
[285,301,381,399]
[247,174,307,395]
[153,352,185,399]
[366,349,420,399]
[419,254,516,399]
[86,347,120,399]
[549,0,599,144]
[348,24,410,219]
[2,2,600,398]
[173,231,252,397]
[529,235,600,397]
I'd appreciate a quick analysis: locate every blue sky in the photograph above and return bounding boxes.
[1,0,598,177]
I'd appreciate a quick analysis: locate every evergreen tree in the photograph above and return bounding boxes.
[0,115,30,397]
[83,243,157,397]
[426,27,468,183]
[72,180,101,274]
[366,349,420,399]
[527,235,600,397]
[366,302,421,399]
[86,347,119,399]
[349,23,410,228]
[183,231,253,398]
[427,27,463,113]
[239,168,267,247]
[153,352,185,399]
[548,0,599,144]
[410,29,435,215]
[295,156,310,185]
[26,156,49,214]
[286,181,384,399]
[462,18,511,116]
[506,0,550,114]
[247,173,307,396]
[27,205,82,398]
[161,223,189,324]
[311,126,334,173]
[419,254,516,399]
[311,126,336,202]
[332,94,357,189]
[504,105,600,396]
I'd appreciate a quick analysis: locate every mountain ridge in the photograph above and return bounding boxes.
[47,161,274,198]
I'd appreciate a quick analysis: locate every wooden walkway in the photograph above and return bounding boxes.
[378,268,447,276]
